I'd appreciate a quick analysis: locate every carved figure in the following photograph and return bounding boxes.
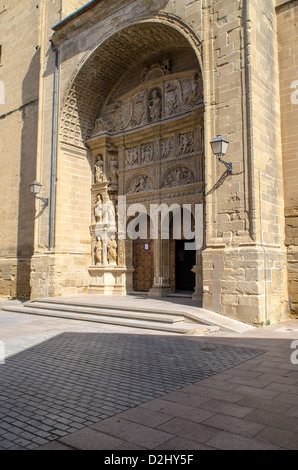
[125,147,139,167]
[163,167,195,188]
[107,195,116,227]
[94,155,104,183]
[185,73,203,107]
[141,143,154,164]
[148,89,161,121]
[109,158,118,187]
[129,175,148,193]
[165,82,178,116]
[161,137,175,160]
[94,194,103,223]
[94,238,102,265]
[93,117,106,135]
[180,133,194,155]
[107,238,117,265]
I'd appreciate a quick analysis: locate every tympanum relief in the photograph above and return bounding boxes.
[91,60,203,137]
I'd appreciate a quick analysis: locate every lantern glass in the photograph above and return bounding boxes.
[29,181,42,195]
[210,135,229,156]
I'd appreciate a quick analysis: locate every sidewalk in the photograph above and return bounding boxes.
[0,299,298,450]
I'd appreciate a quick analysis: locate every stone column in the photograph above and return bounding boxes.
[148,238,172,298]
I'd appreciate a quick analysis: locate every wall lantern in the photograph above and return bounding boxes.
[29,181,49,209]
[210,134,232,174]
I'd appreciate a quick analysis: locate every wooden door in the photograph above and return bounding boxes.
[133,239,153,292]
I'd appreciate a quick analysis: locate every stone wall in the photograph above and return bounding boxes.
[277,0,298,315]
[0,0,92,298]
[0,0,292,324]
[0,0,41,298]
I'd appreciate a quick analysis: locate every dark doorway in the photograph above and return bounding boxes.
[175,240,196,293]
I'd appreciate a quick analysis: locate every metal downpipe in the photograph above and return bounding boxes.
[49,41,58,251]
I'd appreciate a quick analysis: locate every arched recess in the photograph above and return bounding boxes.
[59,20,203,148]
[59,19,204,298]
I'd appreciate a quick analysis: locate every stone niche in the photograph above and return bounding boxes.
[86,51,204,297]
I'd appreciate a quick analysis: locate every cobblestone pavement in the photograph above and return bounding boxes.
[0,300,298,451]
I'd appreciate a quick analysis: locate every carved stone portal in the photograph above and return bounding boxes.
[87,56,204,298]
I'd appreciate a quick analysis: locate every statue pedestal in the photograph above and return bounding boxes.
[191,264,203,302]
[88,266,134,295]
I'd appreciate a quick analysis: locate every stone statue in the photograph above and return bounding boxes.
[106,194,117,237]
[107,238,117,265]
[94,238,102,265]
[148,89,161,121]
[109,158,118,188]
[94,194,103,223]
[94,155,104,183]
[93,117,106,135]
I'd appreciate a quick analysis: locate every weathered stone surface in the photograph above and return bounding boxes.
[0,0,296,323]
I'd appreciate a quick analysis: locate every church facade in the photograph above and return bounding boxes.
[0,0,297,326]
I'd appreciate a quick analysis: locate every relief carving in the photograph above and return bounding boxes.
[125,147,139,168]
[128,175,152,194]
[116,101,132,131]
[93,117,107,135]
[164,81,179,116]
[183,73,203,107]
[179,132,194,155]
[141,59,171,82]
[131,91,146,127]
[141,143,154,164]
[163,167,195,188]
[91,70,202,138]
[161,136,175,160]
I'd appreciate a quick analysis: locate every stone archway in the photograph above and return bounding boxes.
[59,21,204,298]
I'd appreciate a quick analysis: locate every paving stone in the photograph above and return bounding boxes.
[157,417,219,443]
[244,409,298,433]
[60,427,127,450]
[91,417,174,449]
[202,413,265,438]
[155,402,215,423]
[239,396,292,414]
[232,385,280,400]
[0,329,263,449]
[206,431,283,450]
[139,398,175,412]
[115,407,172,427]
[255,426,298,450]
[265,382,298,395]
[176,384,247,404]
[199,399,254,418]
[36,440,73,450]
[153,436,216,450]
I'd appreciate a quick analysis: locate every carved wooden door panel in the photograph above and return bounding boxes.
[133,240,153,292]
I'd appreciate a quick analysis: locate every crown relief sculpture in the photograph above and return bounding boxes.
[90,61,203,139]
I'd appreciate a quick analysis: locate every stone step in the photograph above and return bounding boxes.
[25,296,253,333]
[1,304,217,335]
[24,301,186,324]
[29,297,193,316]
